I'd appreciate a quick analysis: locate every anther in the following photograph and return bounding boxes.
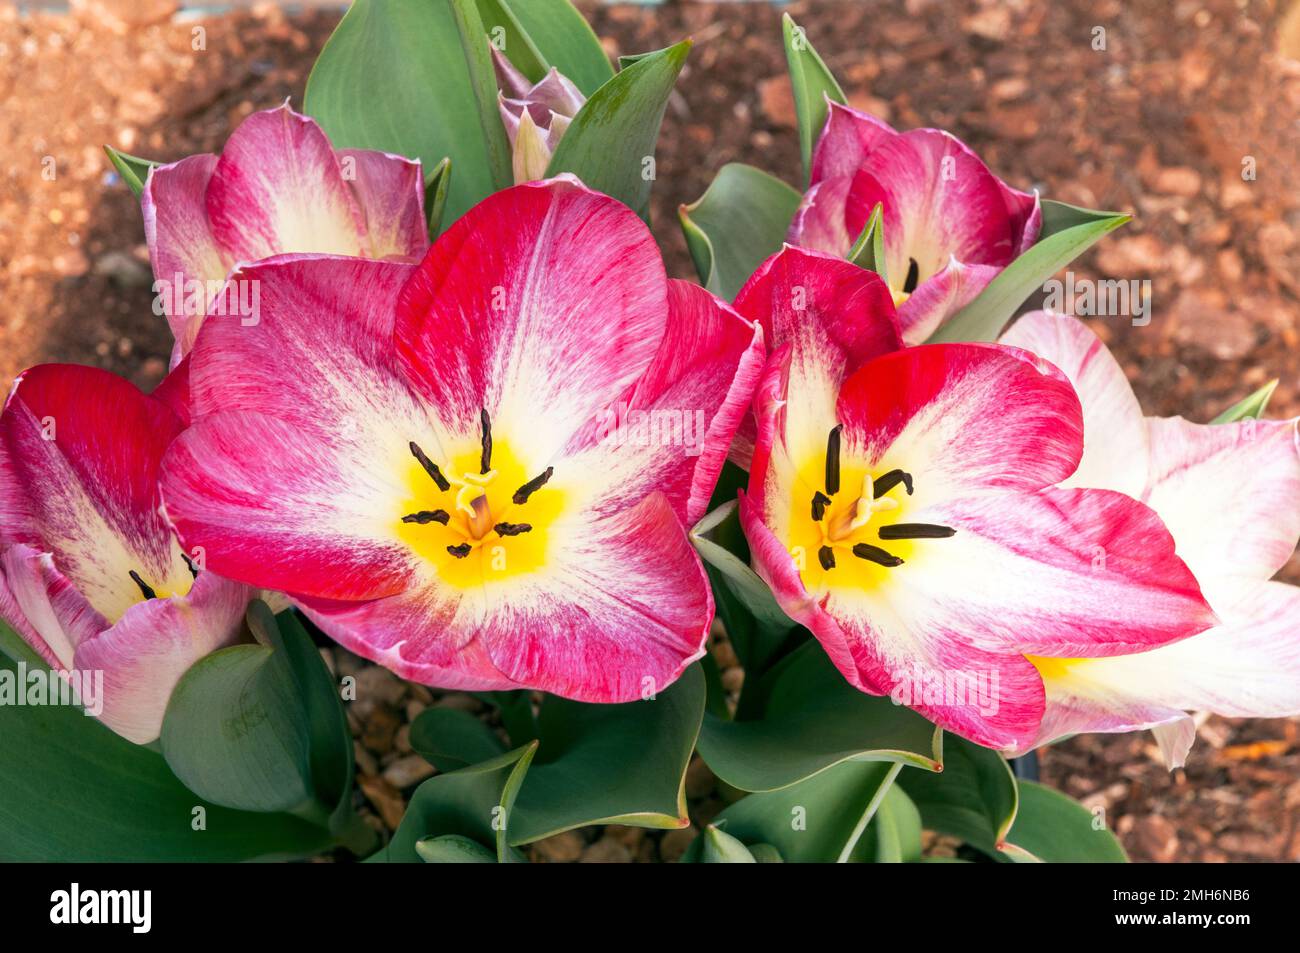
[181,553,199,579]
[878,523,956,540]
[825,424,842,495]
[872,469,913,498]
[494,522,533,537]
[479,408,493,475]
[852,543,904,567]
[129,569,157,600]
[818,546,836,571]
[403,509,450,525]
[446,543,472,559]
[409,441,450,491]
[811,491,832,522]
[513,467,554,505]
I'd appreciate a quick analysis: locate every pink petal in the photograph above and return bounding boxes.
[151,354,192,426]
[895,258,1000,345]
[0,543,107,671]
[1142,415,1300,581]
[787,176,854,256]
[205,104,366,265]
[338,148,429,259]
[999,311,1149,497]
[809,101,897,185]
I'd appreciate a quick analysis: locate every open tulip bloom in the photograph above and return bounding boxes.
[160,176,764,702]
[1002,312,1300,766]
[789,101,1040,345]
[734,246,1219,752]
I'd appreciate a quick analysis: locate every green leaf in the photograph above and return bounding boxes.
[103,146,159,199]
[409,707,507,772]
[0,628,331,861]
[305,0,512,225]
[701,824,758,863]
[507,664,705,844]
[680,163,802,300]
[1004,780,1127,862]
[697,641,941,792]
[415,833,498,862]
[544,40,691,217]
[1211,379,1278,424]
[378,742,537,863]
[160,603,352,824]
[847,202,886,282]
[423,156,452,236]
[685,760,901,863]
[929,199,1131,343]
[897,732,1018,859]
[849,784,923,862]
[475,0,613,95]
[782,12,846,185]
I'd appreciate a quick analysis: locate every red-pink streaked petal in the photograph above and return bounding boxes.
[394,177,669,470]
[205,104,366,264]
[1142,415,1300,581]
[338,148,429,259]
[999,311,1149,497]
[896,258,1000,345]
[787,176,854,256]
[151,354,192,427]
[809,100,897,184]
[0,543,107,671]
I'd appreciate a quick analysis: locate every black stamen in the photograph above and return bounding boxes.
[811,491,832,522]
[409,441,450,491]
[818,546,836,571]
[446,543,473,559]
[513,467,554,505]
[181,553,199,579]
[878,523,956,540]
[903,258,920,294]
[873,469,914,498]
[129,569,157,600]
[825,424,842,495]
[403,509,450,525]
[494,522,533,537]
[852,543,904,567]
[479,408,493,475]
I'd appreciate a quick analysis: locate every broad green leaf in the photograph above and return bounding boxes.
[1211,379,1278,424]
[847,202,886,282]
[684,760,899,863]
[849,784,923,862]
[782,12,846,185]
[0,628,331,861]
[701,824,758,863]
[929,199,1131,343]
[507,664,705,844]
[423,156,452,236]
[410,707,507,773]
[416,833,497,862]
[492,689,538,745]
[378,742,537,863]
[698,641,941,792]
[475,0,613,95]
[103,146,159,199]
[680,163,802,300]
[161,603,352,824]
[897,733,1019,859]
[305,0,512,224]
[544,40,691,217]
[1004,780,1127,862]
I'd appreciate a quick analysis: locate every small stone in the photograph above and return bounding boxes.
[353,741,378,778]
[361,705,401,754]
[358,777,406,831]
[659,826,697,863]
[580,836,632,863]
[92,250,151,288]
[1133,814,1180,863]
[685,756,717,799]
[382,754,435,789]
[758,75,797,128]
[1150,166,1202,198]
[531,830,585,863]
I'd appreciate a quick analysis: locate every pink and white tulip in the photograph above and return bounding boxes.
[735,247,1216,751]
[142,102,429,365]
[1002,311,1300,767]
[0,364,248,744]
[494,50,586,184]
[160,176,764,702]
[788,102,1040,345]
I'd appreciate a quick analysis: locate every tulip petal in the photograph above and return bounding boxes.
[809,101,896,184]
[999,311,1149,497]
[895,257,1000,345]
[338,149,428,259]
[0,544,106,670]
[787,176,854,257]
[1142,415,1300,581]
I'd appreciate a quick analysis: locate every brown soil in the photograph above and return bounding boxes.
[3,0,1299,862]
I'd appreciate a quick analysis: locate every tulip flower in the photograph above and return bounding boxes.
[788,102,1040,345]
[160,176,765,702]
[494,50,586,184]
[0,364,248,744]
[734,247,1217,751]
[1001,311,1300,767]
[143,102,429,365]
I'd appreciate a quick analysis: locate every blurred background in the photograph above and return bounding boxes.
[2,0,1299,861]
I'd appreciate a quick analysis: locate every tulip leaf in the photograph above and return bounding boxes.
[848,784,923,862]
[507,663,705,844]
[1211,379,1278,424]
[0,626,333,861]
[161,603,353,827]
[103,146,159,199]
[700,824,758,863]
[929,199,1131,344]
[305,0,512,224]
[782,12,846,185]
[423,156,452,236]
[680,163,802,300]
[474,0,613,95]
[697,640,942,793]
[682,760,901,863]
[847,202,887,282]
[377,742,537,863]
[415,833,498,862]
[409,707,507,773]
[544,40,691,218]
[1002,780,1128,863]
[896,732,1021,860]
